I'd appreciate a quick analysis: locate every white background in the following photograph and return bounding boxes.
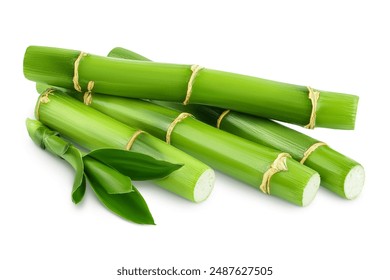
[1,1,389,279]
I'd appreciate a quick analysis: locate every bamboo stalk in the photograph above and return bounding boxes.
[164,105,365,199]
[34,89,215,203]
[109,47,365,199]
[65,90,320,206]
[24,46,358,129]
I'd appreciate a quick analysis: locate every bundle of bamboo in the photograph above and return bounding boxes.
[108,47,365,200]
[62,89,320,206]
[23,45,364,223]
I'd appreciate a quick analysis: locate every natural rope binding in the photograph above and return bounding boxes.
[300,142,327,164]
[166,113,193,144]
[305,86,321,129]
[183,65,203,105]
[35,89,55,120]
[217,110,230,129]
[73,52,87,92]
[83,81,95,105]
[73,51,95,97]
[259,153,291,195]
[125,130,144,150]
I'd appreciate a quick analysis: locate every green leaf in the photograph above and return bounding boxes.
[84,157,154,224]
[71,176,86,204]
[44,136,85,204]
[83,156,132,194]
[62,146,86,204]
[87,148,183,180]
[43,135,70,156]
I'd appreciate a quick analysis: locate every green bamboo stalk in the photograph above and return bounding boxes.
[24,46,358,129]
[166,105,365,199]
[34,89,215,203]
[66,90,320,206]
[108,47,365,199]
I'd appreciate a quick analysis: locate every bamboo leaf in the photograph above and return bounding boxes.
[71,176,86,204]
[62,146,86,204]
[43,134,70,156]
[83,156,132,194]
[87,148,183,180]
[84,157,154,224]
[42,133,86,204]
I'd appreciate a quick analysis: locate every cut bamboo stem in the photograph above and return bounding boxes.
[24,46,359,129]
[163,104,365,199]
[34,89,215,203]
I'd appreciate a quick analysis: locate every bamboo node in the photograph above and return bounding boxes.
[166,113,193,144]
[300,142,327,164]
[259,153,291,195]
[183,65,203,105]
[217,110,230,129]
[125,130,144,150]
[83,81,95,106]
[305,86,321,129]
[35,89,55,120]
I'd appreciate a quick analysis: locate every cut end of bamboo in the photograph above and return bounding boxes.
[303,145,364,199]
[302,173,321,207]
[269,158,320,206]
[193,168,215,203]
[344,165,365,199]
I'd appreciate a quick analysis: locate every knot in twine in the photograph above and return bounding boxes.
[259,153,291,195]
[305,86,320,129]
[183,65,203,105]
[166,113,193,144]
